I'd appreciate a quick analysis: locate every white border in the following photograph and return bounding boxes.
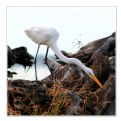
[0,0,118,6]
[0,0,120,121]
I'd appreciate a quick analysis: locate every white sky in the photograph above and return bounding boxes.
[7,7,116,56]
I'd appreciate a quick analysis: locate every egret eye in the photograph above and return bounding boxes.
[89,73,94,78]
[88,72,93,77]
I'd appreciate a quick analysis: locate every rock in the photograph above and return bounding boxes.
[8,79,52,115]
[7,46,34,77]
[8,46,34,68]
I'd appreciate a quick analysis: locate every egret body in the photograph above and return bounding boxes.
[24,25,103,88]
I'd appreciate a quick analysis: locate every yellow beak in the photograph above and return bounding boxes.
[90,74,103,88]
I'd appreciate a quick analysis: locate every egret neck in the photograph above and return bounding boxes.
[50,41,103,88]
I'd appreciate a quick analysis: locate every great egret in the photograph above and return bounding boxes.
[24,25,103,88]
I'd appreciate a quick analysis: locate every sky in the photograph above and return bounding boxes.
[7,6,116,56]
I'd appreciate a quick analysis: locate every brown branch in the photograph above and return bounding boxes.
[66,91,81,115]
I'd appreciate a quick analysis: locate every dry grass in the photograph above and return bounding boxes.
[42,80,71,115]
[8,80,72,115]
[8,79,102,115]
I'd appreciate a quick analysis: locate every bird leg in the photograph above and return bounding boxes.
[34,44,40,81]
[45,47,53,80]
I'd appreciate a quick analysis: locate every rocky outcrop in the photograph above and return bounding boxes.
[8,32,115,115]
[8,46,34,77]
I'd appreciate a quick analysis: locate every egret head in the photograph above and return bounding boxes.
[84,67,103,88]
[24,27,36,39]
[24,27,33,37]
[24,27,42,45]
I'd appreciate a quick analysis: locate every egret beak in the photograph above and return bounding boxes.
[90,74,103,88]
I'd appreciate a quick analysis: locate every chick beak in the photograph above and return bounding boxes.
[90,74,103,88]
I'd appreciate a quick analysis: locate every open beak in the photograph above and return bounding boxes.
[90,74,103,88]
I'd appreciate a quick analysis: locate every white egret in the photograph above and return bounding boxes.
[24,25,103,88]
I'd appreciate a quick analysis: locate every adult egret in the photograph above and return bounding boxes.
[24,25,103,88]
